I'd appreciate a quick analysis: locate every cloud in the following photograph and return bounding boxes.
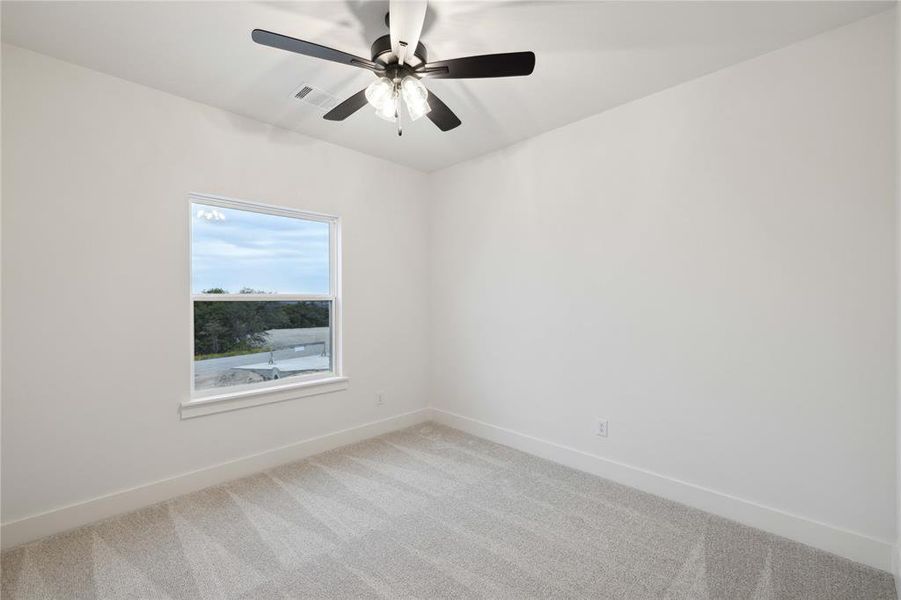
[191,203,330,294]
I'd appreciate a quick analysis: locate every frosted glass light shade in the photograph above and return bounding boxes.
[401,76,430,121]
[365,78,393,109]
[375,92,398,122]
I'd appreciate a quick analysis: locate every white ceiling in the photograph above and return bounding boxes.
[2,1,893,172]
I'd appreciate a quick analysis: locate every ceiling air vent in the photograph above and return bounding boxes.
[291,83,340,111]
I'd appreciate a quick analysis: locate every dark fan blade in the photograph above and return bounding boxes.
[417,52,535,79]
[324,89,369,121]
[252,29,384,73]
[426,91,461,131]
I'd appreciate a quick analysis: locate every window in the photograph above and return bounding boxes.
[186,194,343,413]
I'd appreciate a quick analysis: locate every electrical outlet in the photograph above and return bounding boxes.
[595,418,608,438]
[376,391,385,407]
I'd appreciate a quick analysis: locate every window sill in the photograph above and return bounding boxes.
[180,376,349,419]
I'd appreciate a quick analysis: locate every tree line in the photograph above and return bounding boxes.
[194,288,329,358]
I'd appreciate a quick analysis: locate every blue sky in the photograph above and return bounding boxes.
[191,203,330,294]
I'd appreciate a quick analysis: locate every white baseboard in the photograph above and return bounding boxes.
[0,408,431,550]
[430,408,894,573]
[4,406,892,573]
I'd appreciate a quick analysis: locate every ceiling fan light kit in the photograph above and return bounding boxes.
[364,70,432,134]
[252,0,535,136]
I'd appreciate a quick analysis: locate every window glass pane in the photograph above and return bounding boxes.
[193,300,332,391]
[191,202,330,295]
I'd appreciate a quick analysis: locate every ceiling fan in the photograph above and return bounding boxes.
[252,0,535,135]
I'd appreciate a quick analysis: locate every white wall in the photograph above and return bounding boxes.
[1,45,430,524]
[893,0,901,590]
[429,10,896,565]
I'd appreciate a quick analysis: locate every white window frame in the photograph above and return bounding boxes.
[180,193,346,419]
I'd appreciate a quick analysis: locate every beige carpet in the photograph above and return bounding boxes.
[1,423,895,599]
